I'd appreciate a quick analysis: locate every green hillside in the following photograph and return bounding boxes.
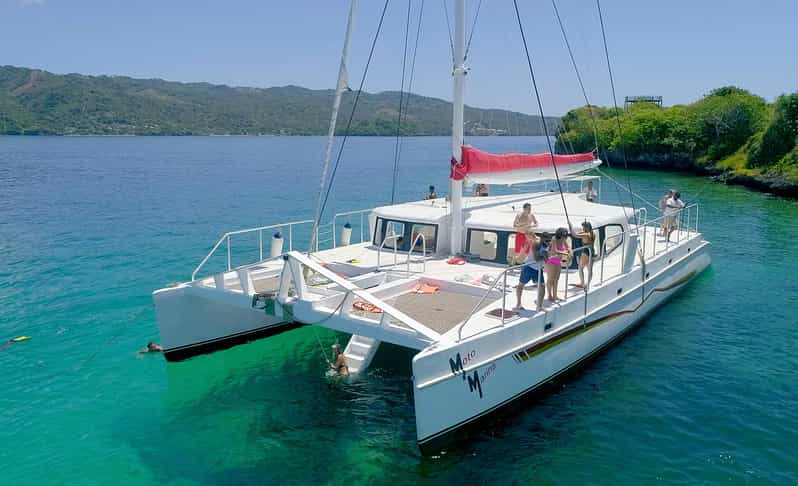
[556,87,798,194]
[0,65,558,136]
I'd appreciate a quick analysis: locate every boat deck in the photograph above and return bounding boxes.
[191,223,700,348]
[386,290,490,335]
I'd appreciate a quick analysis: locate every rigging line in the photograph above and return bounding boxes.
[556,122,576,155]
[442,0,456,63]
[463,0,483,61]
[596,0,639,226]
[512,0,572,227]
[595,167,659,210]
[391,0,413,205]
[392,0,426,204]
[318,0,391,227]
[550,0,599,153]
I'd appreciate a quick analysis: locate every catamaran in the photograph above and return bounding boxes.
[153,0,711,452]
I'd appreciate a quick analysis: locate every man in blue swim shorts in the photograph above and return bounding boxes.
[514,232,546,312]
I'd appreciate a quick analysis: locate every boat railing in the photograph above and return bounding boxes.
[191,218,314,281]
[456,203,703,342]
[191,208,373,281]
[376,233,400,272]
[637,203,699,259]
[456,244,595,342]
[332,208,371,247]
[406,233,427,277]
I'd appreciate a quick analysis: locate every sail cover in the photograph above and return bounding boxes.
[450,145,600,185]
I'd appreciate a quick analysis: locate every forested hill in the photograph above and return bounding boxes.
[0,65,558,136]
[556,86,798,196]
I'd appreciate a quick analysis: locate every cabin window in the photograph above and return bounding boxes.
[410,223,437,252]
[373,218,437,253]
[601,224,624,257]
[468,230,499,260]
[466,229,518,264]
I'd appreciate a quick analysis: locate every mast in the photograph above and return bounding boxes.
[310,0,358,253]
[448,0,466,255]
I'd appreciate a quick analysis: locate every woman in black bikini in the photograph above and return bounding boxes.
[573,221,595,289]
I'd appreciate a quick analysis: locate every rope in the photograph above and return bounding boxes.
[390,0,426,206]
[442,0,455,63]
[317,0,390,229]
[596,0,639,226]
[595,167,659,210]
[391,0,413,205]
[464,0,483,61]
[550,0,599,152]
[312,327,333,366]
[512,0,572,228]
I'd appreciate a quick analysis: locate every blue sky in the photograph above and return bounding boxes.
[1,0,795,115]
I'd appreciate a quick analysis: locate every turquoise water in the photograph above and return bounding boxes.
[2,136,797,484]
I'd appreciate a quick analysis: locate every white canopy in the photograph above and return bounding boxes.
[464,192,634,233]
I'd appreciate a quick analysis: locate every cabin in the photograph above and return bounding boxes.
[370,190,632,267]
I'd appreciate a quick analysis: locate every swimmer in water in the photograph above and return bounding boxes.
[330,343,349,377]
[137,341,163,358]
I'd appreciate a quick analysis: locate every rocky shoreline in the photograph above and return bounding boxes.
[609,157,798,199]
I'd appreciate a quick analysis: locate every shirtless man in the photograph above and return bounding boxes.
[512,203,538,263]
[330,343,349,377]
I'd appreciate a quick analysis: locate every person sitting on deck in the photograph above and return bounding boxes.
[512,203,538,263]
[664,191,685,242]
[330,343,349,377]
[473,183,489,197]
[583,181,598,202]
[426,185,437,200]
[514,232,546,312]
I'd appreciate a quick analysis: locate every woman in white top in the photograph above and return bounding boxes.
[664,191,685,241]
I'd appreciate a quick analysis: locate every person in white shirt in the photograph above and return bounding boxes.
[658,189,675,236]
[664,191,685,241]
[583,181,598,202]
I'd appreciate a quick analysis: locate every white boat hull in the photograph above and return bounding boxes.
[153,284,296,362]
[413,240,710,452]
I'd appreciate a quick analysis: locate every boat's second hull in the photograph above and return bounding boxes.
[153,284,298,362]
[413,241,711,453]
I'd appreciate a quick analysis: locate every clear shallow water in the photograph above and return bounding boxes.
[1,136,797,484]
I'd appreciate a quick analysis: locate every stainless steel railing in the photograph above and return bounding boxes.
[406,233,427,277]
[455,203,702,343]
[192,208,373,281]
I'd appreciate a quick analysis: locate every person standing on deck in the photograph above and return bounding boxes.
[572,221,595,289]
[664,191,685,241]
[658,189,674,236]
[426,185,437,200]
[544,228,572,303]
[513,203,538,263]
[514,233,546,312]
[583,181,598,202]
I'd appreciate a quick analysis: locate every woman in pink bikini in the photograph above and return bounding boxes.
[544,227,572,302]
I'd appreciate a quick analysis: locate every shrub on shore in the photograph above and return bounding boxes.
[557,87,796,182]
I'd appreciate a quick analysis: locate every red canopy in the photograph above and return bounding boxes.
[450,146,596,181]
